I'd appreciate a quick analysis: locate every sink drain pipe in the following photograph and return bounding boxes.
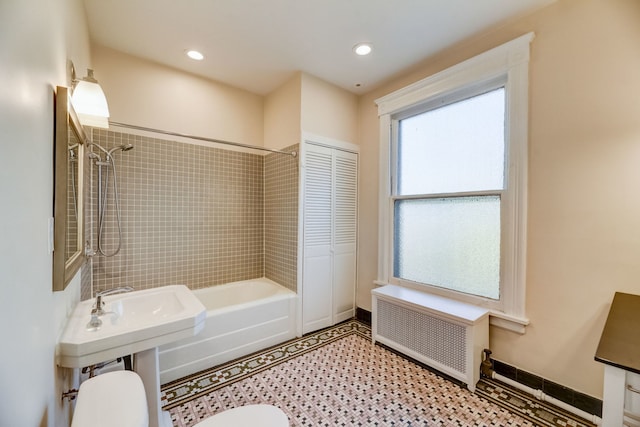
[482,350,602,425]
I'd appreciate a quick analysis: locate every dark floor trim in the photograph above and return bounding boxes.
[491,359,602,417]
[356,307,371,326]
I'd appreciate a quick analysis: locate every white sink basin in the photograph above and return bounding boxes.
[58,285,206,368]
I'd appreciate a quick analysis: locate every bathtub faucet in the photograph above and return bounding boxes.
[92,286,134,316]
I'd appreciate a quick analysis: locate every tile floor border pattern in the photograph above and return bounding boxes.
[161,320,370,410]
[162,320,594,427]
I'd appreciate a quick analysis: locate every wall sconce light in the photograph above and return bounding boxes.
[70,62,110,128]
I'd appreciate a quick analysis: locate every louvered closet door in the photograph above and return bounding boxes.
[302,144,334,333]
[332,150,358,323]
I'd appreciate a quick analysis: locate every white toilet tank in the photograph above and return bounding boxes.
[71,370,148,427]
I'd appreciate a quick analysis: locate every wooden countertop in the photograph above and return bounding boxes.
[595,292,640,374]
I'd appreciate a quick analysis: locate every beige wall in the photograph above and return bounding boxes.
[264,72,359,150]
[264,72,302,150]
[0,0,92,426]
[93,45,264,147]
[10,0,632,411]
[301,72,359,144]
[357,0,640,398]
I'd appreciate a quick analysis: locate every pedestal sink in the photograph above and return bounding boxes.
[58,285,206,427]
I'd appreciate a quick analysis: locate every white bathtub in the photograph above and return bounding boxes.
[158,278,297,384]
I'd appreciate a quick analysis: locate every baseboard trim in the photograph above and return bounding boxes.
[490,359,602,417]
[362,305,602,418]
[356,307,371,326]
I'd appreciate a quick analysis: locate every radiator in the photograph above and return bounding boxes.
[372,285,489,392]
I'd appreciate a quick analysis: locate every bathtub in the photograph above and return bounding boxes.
[158,278,297,384]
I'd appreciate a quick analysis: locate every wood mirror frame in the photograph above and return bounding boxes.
[53,86,87,291]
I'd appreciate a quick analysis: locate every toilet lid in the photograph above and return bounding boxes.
[71,371,148,427]
[194,404,288,427]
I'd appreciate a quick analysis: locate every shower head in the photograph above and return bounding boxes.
[88,142,134,163]
[107,144,134,156]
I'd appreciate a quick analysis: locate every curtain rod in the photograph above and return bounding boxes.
[109,121,297,158]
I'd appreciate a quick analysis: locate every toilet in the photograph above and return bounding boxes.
[71,371,288,427]
[71,371,148,427]
[193,404,288,427]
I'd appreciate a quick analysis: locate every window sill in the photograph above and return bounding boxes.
[489,311,529,334]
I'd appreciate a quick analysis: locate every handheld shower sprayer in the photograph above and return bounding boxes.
[88,142,134,257]
[90,143,134,161]
[107,144,134,156]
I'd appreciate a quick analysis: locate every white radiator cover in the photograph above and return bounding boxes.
[372,285,489,392]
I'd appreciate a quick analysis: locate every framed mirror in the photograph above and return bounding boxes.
[53,86,87,291]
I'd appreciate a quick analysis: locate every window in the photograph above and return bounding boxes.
[376,34,534,333]
[394,86,504,300]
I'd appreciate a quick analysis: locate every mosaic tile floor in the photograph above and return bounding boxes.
[161,321,595,427]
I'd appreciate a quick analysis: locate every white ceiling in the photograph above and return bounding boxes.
[83,0,556,96]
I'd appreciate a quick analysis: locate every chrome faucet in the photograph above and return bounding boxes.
[87,286,134,330]
[92,286,134,316]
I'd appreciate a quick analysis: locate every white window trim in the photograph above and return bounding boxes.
[375,33,534,334]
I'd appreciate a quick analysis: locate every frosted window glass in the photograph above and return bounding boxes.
[398,88,505,195]
[394,196,500,299]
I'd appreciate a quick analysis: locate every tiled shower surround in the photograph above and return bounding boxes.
[264,146,299,292]
[82,129,298,298]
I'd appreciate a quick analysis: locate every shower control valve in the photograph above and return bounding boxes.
[85,241,96,258]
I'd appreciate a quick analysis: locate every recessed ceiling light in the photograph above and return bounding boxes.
[186,50,204,61]
[353,43,372,56]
